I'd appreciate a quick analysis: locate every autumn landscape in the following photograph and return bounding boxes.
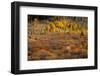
[28,15,88,61]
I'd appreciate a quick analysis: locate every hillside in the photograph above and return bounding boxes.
[28,16,88,61]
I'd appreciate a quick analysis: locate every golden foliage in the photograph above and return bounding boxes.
[43,19,87,36]
[28,17,87,37]
[28,17,88,60]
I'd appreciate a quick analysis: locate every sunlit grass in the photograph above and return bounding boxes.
[28,16,88,61]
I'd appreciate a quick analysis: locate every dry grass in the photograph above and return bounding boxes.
[28,17,88,61]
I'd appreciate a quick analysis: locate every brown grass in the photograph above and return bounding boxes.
[28,17,88,61]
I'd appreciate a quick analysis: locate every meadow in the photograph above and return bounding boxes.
[28,15,88,61]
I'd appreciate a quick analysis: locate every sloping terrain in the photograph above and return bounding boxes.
[28,16,88,61]
[28,33,87,60]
